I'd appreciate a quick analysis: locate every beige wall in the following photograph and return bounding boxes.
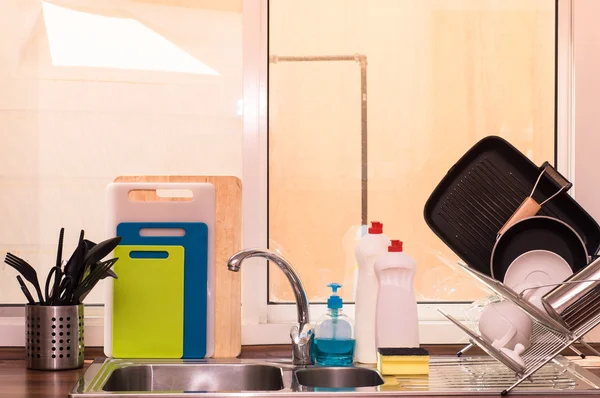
[0,1,242,303]
[574,0,600,219]
[268,0,556,302]
[571,0,600,342]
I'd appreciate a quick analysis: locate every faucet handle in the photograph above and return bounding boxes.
[290,323,314,366]
[291,323,314,343]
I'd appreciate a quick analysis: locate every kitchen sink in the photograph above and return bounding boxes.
[295,367,384,388]
[70,356,600,397]
[102,363,284,392]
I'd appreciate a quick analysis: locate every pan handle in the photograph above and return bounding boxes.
[498,197,541,237]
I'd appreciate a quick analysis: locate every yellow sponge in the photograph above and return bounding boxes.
[377,347,429,375]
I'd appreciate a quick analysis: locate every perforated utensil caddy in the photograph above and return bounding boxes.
[25,304,84,370]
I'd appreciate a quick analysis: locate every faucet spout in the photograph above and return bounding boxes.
[227,248,314,365]
[227,248,310,327]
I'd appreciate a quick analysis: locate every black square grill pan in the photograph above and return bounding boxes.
[424,136,600,276]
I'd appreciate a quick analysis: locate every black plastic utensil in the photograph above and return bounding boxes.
[83,236,122,267]
[73,258,119,303]
[89,262,118,280]
[5,253,44,304]
[74,232,90,285]
[56,228,64,268]
[17,275,35,305]
[79,237,121,283]
[52,228,65,304]
[63,230,84,279]
[83,239,96,254]
[61,230,86,304]
[95,258,119,281]
[45,266,65,305]
[53,276,74,305]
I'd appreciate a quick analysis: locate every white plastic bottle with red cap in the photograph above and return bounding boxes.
[374,240,419,349]
[354,221,390,363]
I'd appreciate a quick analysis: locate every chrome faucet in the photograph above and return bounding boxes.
[227,248,314,365]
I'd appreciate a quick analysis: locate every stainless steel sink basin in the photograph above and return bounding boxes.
[102,363,284,392]
[70,356,600,397]
[295,367,384,388]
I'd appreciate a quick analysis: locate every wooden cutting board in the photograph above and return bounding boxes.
[114,175,242,358]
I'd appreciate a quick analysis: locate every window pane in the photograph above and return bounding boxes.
[0,1,242,304]
[268,0,555,303]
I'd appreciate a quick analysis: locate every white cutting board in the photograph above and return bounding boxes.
[105,182,215,358]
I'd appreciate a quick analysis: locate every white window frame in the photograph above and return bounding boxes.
[0,0,585,347]
[240,0,578,345]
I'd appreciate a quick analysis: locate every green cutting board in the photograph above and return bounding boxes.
[112,245,185,358]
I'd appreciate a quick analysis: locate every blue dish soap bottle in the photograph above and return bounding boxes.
[314,283,355,366]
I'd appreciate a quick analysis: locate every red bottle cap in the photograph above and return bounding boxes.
[388,240,403,252]
[368,221,383,234]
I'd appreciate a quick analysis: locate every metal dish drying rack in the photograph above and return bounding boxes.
[439,263,600,396]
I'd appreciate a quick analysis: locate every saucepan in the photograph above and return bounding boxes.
[490,216,589,282]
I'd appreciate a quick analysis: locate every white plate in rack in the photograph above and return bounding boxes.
[503,250,573,311]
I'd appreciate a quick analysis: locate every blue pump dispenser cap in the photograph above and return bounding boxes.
[327,283,343,309]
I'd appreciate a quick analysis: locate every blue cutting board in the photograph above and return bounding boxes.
[117,222,209,358]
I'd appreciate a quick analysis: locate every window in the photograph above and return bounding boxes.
[241,0,572,344]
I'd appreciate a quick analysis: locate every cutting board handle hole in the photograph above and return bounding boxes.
[139,228,186,237]
[129,250,169,259]
[128,189,193,202]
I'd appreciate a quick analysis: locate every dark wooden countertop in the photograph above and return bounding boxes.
[1,345,599,398]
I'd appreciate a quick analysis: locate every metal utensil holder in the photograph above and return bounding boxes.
[440,264,600,395]
[25,304,84,370]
